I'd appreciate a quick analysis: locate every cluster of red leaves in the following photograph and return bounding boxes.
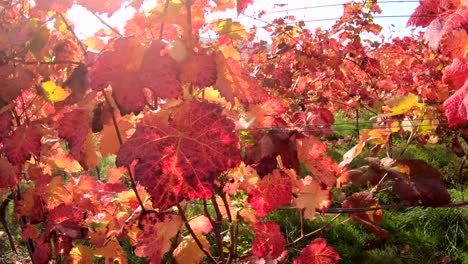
[408,0,468,126]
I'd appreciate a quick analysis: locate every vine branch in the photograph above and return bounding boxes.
[177,203,218,264]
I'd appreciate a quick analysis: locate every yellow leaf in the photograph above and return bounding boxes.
[381,93,419,117]
[216,19,246,40]
[44,176,72,209]
[69,244,95,264]
[41,81,70,103]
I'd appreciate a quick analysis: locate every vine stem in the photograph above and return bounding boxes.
[216,188,237,263]
[91,12,123,37]
[203,199,224,263]
[211,196,226,262]
[287,214,341,246]
[58,13,87,56]
[184,0,194,48]
[177,203,218,264]
[102,91,146,212]
[159,0,171,40]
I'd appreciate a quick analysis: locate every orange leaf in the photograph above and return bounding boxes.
[293,176,331,221]
[296,137,339,187]
[173,233,210,264]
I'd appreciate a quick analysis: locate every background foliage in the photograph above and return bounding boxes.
[0,0,467,263]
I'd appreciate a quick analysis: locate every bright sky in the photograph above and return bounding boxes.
[67,0,420,40]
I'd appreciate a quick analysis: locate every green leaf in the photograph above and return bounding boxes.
[41,81,70,103]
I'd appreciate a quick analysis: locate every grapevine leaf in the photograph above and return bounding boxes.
[47,204,83,238]
[390,159,451,207]
[214,51,269,106]
[3,123,41,165]
[46,153,83,173]
[34,0,73,12]
[174,233,210,264]
[33,240,52,264]
[244,129,300,176]
[77,0,126,15]
[293,238,340,264]
[180,52,217,88]
[135,211,183,263]
[242,98,286,128]
[440,29,468,58]
[443,79,468,127]
[250,221,286,259]
[342,191,389,239]
[41,81,70,103]
[216,19,247,40]
[296,136,339,187]
[406,0,439,27]
[0,158,17,189]
[89,37,181,115]
[443,58,468,89]
[247,169,292,217]
[381,93,419,117]
[99,118,134,156]
[117,101,240,209]
[188,215,213,234]
[95,238,128,264]
[58,109,91,160]
[0,65,35,102]
[424,7,468,52]
[293,176,331,221]
[0,111,13,142]
[69,244,95,263]
[237,0,253,15]
[44,176,72,209]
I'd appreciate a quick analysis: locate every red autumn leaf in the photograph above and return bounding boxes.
[116,101,240,209]
[180,52,217,88]
[58,109,91,160]
[34,0,73,12]
[237,0,253,15]
[33,240,52,264]
[215,51,269,106]
[135,211,183,263]
[443,79,468,127]
[247,169,292,217]
[0,111,13,142]
[89,37,181,115]
[125,13,180,42]
[77,0,126,15]
[250,221,286,259]
[0,157,17,188]
[300,108,335,135]
[244,129,300,176]
[424,7,468,52]
[47,204,84,239]
[390,159,451,207]
[293,238,340,264]
[0,65,35,102]
[406,0,440,27]
[296,136,339,187]
[443,58,468,89]
[243,98,286,128]
[342,191,389,239]
[3,124,41,165]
